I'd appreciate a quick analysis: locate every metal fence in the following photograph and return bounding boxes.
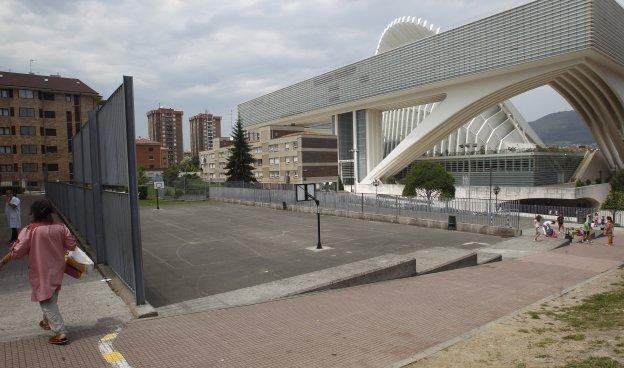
[45,76,145,305]
[208,186,522,228]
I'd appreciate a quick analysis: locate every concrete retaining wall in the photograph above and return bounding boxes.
[211,197,521,237]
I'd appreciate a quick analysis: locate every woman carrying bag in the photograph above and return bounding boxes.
[0,199,76,345]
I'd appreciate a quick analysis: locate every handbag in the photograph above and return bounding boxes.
[64,257,83,279]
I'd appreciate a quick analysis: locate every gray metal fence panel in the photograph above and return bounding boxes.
[73,130,84,184]
[98,85,129,187]
[102,190,135,291]
[45,77,144,304]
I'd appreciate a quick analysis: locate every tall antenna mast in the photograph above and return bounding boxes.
[29,59,36,74]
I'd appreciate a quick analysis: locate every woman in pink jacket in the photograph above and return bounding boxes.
[0,199,76,345]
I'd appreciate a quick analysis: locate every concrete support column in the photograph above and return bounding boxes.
[366,109,383,177]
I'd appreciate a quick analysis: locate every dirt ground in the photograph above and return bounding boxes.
[409,267,624,368]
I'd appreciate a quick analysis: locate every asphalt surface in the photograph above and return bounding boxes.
[140,201,502,307]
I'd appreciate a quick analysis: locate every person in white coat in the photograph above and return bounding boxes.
[4,189,21,244]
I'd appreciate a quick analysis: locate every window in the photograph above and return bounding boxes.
[74,106,81,122]
[18,89,34,99]
[0,89,11,98]
[269,158,274,165]
[0,164,14,172]
[43,111,56,118]
[41,92,54,101]
[65,94,72,103]
[0,146,11,154]
[148,147,154,152]
[44,128,57,136]
[27,181,38,188]
[293,171,299,178]
[20,126,36,136]
[21,144,37,154]
[0,108,10,116]
[286,157,291,164]
[22,163,38,172]
[274,157,280,165]
[0,127,11,135]
[19,107,35,117]
[148,155,154,160]
[45,164,59,172]
[292,141,298,149]
[285,143,290,150]
[294,156,299,163]
[66,111,72,122]
[46,146,58,154]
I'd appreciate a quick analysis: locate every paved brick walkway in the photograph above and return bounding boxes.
[2,243,622,368]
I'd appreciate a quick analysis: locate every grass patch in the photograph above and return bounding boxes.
[562,334,585,341]
[553,279,624,330]
[563,356,623,368]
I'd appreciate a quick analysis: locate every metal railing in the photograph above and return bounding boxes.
[207,186,522,228]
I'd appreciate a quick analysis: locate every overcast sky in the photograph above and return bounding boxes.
[2,0,613,150]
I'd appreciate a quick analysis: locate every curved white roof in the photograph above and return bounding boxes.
[375,16,440,55]
[376,16,544,157]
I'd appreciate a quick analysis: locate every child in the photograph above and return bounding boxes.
[605,216,614,246]
[583,217,592,243]
[533,215,543,242]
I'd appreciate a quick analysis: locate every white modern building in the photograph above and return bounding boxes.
[238,0,624,203]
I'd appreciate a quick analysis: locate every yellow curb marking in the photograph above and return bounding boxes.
[103,351,124,363]
[98,328,132,368]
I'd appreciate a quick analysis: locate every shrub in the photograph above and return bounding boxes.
[596,177,602,184]
[138,185,148,200]
[174,188,184,199]
[585,179,592,186]
[575,179,584,187]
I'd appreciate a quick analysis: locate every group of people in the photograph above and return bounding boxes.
[533,212,615,246]
[1,192,76,345]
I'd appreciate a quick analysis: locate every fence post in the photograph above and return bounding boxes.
[361,193,364,213]
[395,195,399,221]
[88,111,106,264]
[123,76,146,306]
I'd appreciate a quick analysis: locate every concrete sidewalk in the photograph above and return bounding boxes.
[0,195,132,343]
[1,239,622,367]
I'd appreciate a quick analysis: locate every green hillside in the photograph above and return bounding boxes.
[528,110,595,146]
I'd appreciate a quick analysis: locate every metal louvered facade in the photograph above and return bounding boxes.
[238,0,606,127]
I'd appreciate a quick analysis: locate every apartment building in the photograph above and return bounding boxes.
[189,112,221,157]
[0,71,100,189]
[136,138,169,170]
[200,126,338,184]
[147,107,183,165]
[200,137,233,181]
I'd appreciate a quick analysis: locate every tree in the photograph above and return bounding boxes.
[225,119,256,182]
[602,190,624,219]
[163,165,180,185]
[179,156,200,172]
[137,166,148,186]
[610,169,624,192]
[402,162,455,204]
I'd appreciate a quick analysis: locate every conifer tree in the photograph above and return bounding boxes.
[225,119,256,182]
